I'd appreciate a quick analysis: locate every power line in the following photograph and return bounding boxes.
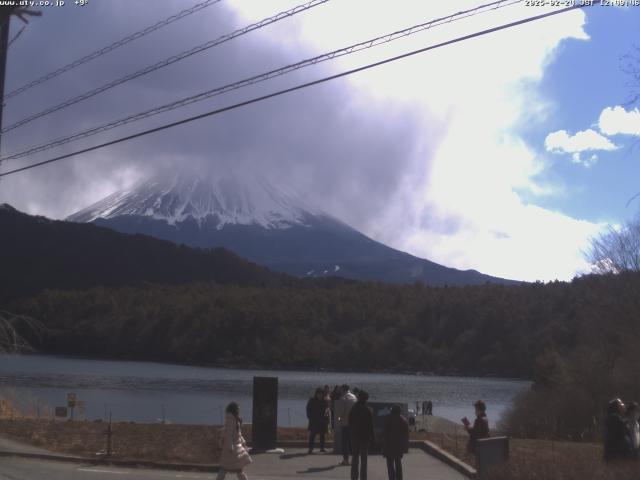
[4,0,223,102]
[7,25,25,49]
[1,0,522,162]
[0,3,595,179]
[1,0,329,134]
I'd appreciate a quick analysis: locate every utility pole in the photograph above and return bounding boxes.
[0,7,41,156]
[0,12,10,155]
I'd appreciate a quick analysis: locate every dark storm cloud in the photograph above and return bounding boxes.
[0,0,442,235]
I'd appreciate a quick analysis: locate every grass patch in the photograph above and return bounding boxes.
[0,418,317,464]
[425,431,640,480]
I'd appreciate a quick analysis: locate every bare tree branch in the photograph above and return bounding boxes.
[587,215,640,274]
[0,311,45,353]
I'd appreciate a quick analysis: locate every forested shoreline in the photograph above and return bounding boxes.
[5,204,640,441]
[8,272,638,378]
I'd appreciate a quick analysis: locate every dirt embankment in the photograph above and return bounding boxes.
[0,399,20,418]
[429,431,640,480]
[0,418,317,464]
[2,405,631,479]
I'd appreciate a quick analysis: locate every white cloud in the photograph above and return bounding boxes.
[545,129,618,155]
[276,1,599,281]
[402,204,603,282]
[571,152,598,167]
[599,106,640,136]
[1,1,603,282]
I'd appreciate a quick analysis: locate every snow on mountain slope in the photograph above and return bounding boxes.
[67,168,519,286]
[68,169,319,230]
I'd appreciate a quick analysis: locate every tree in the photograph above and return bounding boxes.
[0,311,43,353]
[587,215,640,274]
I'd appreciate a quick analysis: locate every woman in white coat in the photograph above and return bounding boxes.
[217,402,252,480]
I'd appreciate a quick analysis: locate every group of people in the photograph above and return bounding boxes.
[604,397,640,461]
[215,391,490,480]
[321,384,409,480]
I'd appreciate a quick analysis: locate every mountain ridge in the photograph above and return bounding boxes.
[67,169,519,286]
[0,203,291,302]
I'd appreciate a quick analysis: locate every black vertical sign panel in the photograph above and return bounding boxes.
[252,376,278,450]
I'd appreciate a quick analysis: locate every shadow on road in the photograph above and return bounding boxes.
[297,465,339,474]
[280,452,309,460]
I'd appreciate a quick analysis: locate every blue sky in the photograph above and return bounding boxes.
[521,5,640,224]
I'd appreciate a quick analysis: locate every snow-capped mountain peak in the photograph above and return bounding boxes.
[68,169,319,230]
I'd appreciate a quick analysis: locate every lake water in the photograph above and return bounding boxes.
[0,354,529,427]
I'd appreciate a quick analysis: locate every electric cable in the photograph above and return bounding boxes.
[0,3,594,178]
[1,0,522,162]
[4,0,223,101]
[1,0,329,133]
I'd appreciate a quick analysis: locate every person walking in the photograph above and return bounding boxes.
[217,402,252,480]
[604,398,632,462]
[335,384,357,466]
[382,404,409,480]
[348,390,375,480]
[307,387,329,453]
[462,400,489,454]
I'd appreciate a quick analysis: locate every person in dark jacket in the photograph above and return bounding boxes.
[625,401,640,458]
[330,385,341,430]
[348,390,375,480]
[604,398,632,462]
[382,404,409,480]
[463,400,489,454]
[307,387,329,453]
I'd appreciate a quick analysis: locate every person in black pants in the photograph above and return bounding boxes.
[336,385,357,465]
[348,390,375,480]
[306,387,328,453]
[382,404,409,480]
[604,398,632,461]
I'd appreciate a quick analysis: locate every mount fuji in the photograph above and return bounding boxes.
[68,169,515,286]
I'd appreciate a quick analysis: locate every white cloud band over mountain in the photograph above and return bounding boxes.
[0,1,606,282]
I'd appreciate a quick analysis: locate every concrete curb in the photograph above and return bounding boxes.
[411,440,477,478]
[0,450,220,472]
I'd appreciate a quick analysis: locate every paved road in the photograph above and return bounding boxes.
[0,449,468,479]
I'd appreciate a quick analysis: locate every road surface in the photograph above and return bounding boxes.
[0,448,468,479]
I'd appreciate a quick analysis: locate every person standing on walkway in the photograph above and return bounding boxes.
[624,402,640,460]
[330,385,341,430]
[307,387,329,453]
[322,385,332,434]
[336,384,357,466]
[348,390,375,480]
[462,400,489,454]
[625,401,640,459]
[604,398,632,462]
[217,402,252,480]
[382,404,409,480]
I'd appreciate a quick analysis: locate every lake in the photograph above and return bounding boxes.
[0,354,529,427]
